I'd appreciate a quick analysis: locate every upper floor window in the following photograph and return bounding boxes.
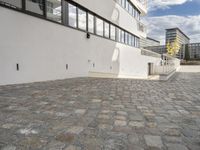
[26,0,44,15]
[104,21,110,38]
[0,0,22,8]
[78,8,86,31]
[95,17,103,36]
[68,3,77,28]
[88,13,94,33]
[46,0,61,23]
[110,25,116,41]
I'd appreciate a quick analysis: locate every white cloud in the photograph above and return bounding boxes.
[143,15,200,44]
[148,0,192,11]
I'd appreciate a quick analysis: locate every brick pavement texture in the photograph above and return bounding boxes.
[0,66,200,150]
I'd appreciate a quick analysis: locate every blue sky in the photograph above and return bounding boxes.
[143,0,200,44]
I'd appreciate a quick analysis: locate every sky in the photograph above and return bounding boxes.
[143,0,200,44]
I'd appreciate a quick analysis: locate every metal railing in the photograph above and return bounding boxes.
[141,49,161,58]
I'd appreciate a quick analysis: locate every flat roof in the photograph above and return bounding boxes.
[166,28,190,40]
[146,37,160,43]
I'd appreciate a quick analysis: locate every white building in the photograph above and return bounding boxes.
[0,0,165,85]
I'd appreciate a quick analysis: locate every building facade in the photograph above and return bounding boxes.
[140,37,160,48]
[166,28,190,59]
[0,0,165,85]
[188,43,200,59]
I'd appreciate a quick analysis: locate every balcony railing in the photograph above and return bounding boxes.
[137,21,146,33]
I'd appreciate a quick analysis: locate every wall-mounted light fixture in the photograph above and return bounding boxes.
[86,33,90,39]
[66,64,68,70]
[16,63,19,71]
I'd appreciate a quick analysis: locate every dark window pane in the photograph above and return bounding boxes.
[110,25,116,40]
[0,0,22,8]
[88,13,94,33]
[96,17,103,36]
[68,3,77,28]
[46,0,61,22]
[26,0,44,15]
[78,8,86,30]
[104,22,110,38]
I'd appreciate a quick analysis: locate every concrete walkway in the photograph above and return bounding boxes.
[0,66,200,150]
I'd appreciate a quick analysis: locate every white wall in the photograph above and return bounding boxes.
[0,7,160,85]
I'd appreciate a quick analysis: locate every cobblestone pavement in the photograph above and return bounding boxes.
[0,66,200,150]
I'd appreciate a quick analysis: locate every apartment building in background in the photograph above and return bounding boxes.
[166,28,190,59]
[140,37,160,48]
[0,0,166,85]
[188,43,200,59]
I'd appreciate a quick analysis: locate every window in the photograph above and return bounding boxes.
[120,30,125,43]
[46,0,61,22]
[110,25,116,40]
[0,0,22,8]
[68,3,77,28]
[26,0,44,15]
[117,28,121,42]
[125,32,128,44]
[131,36,135,47]
[78,8,86,31]
[104,22,110,38]
[121,0,125,8]
[125,0,129,11]
[88,13,94,33]
[95,17,103,36]
[128,33,132,45]
[128,3,132,15]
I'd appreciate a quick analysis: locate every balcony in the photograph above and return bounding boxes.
[130,0,147,15]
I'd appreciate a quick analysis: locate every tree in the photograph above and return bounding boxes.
[166,38,181,57]
[184,44,190,61]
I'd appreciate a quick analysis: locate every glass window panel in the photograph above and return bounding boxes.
[117,28,121,42]
[120,30,125,43]
[0,0,22,8]
[104,22,110,38]
[95,17,103,36]
[125,32,128,44]
[128,34,132,45]
[125,0,129,11]
[110,25,116,40]
[88,13,94,33]
[121,0,125,8]
[128,3,132,15]
[68,3,77,28]
[26,0,44,15]
[78,8,86,30]
[131,36,135,47]
[46,0,61,23]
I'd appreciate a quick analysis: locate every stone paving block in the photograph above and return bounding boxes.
[144,135,163,149]
[66,126,84,134]
[64,145,81,150]
[114,120,127,126]
[129,121,145,128]
[166,144,189,150]
[1,146,16,150]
